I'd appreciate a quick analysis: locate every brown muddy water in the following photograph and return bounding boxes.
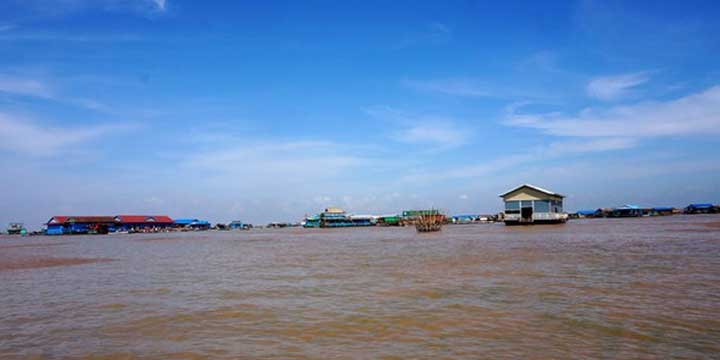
[1,215,720,359]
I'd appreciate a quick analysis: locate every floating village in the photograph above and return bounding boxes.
[3,184,719,236]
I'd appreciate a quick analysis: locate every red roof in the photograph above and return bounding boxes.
[47,216,68,225]
[66,216,115,223]
[114,215,174,224]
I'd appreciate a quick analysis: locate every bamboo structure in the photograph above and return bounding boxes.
[415,213,445,232]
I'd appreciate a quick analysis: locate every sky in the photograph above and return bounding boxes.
[1,0,720,227]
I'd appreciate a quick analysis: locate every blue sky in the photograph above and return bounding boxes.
[1,0,720,227]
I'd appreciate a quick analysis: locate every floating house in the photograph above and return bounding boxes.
[114,215,174,231]
[451,214,478,224]
[648,206,675,216]
[46,215,174,235]
[318,208,374,228]
[67,216,116,234]
[46,216,115,234]
[266,222,291,228]
[229,220,252,230]
[302,215,321,228]
[609,205,643,218]
[402,210,440,218]
[46,216,69,235]
[575,210,600,218]
[377,215,401,226]
[400,210,441,225]
[499,184,567,225]
[174,218,211,230]
[684,203,717,214]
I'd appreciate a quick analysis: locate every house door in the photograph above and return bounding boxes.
[521,206,533,222]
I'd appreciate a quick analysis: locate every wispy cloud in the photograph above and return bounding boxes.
[393,22,452,49]
[8,0,167,18]
[507,85,720,137]
[403,76,559,100]
[0,72,111,111]
[428,22,452,41]
[151,0,166,11]
[393,123,469,148]
[0,32,146,42]
[0,112,133,156]
[402,78,491,97]
[366,106,472,149]
[586,72,650,100]
[0,74,53,98]
[400,137,634,184]
[176,140,379,195]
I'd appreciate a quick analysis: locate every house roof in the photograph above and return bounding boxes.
[114,215,174,224]
[688,203,714,208]
[48,215,174,225]
[652,206,675,211]
[66,216,116,223]
[499,184,565,198]
[576,210,597,215]
[173,218,199,225]
[47,216,69,225]
[617,204,641,209]
[48,216,116,224]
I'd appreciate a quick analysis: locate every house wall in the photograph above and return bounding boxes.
[46,225,65,235]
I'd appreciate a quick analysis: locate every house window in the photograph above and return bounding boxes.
[505,201,520,214]
[534,200,550,212]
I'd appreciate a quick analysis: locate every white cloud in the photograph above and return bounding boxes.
[507,85,720,137]
[152,0,166,11]
[0,112,131,156]
[365,106,472,149]
[402,78,491,97]
[393,122,469,148]
[0,32,146,42]
[427,22,452,41]
[9,0,167,17]
[400,137,634,184]
[0,73,110,111]
[586,72,650,100]
[182,140,373,186]
[0,74,53,98]
[545,137,637,153]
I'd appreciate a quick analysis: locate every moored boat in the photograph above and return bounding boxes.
[6,223,27,235]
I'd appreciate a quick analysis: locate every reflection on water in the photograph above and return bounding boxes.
[1,215,720,358]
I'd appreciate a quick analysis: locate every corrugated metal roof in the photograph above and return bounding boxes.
[173,218,198,225]
[66,216,115,223]
[499,184,565,198]
[688,203,714,208]
[48,215,174,225]
[617,205,641,209]
[47,216,68,225]
[652,206,675,211]
[114,215,174,223]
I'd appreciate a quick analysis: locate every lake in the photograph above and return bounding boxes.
[1,215,719,359]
